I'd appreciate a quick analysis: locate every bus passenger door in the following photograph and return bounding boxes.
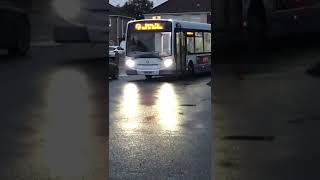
[175,31,187,74]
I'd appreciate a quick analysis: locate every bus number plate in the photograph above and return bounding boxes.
[144,71,153,75]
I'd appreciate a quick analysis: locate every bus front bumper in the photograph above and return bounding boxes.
[126,69,176,76]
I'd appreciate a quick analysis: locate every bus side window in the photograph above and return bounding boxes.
[204,32,211,53]
[195,32,204,53]
[176,33,180,54]
[187,36,195,54]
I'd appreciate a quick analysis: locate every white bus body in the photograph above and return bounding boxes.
[125,19,211,78]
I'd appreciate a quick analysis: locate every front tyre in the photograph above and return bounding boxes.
[187,62,195,77]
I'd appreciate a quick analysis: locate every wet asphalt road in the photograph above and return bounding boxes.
[109,72,212,179]
[0,46,108,180]
[213,34,320,180]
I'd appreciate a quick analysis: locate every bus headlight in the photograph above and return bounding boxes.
[164,59,173,68]
[126,59,135,68]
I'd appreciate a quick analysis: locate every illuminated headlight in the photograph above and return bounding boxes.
[126,59,135,68]
[164,59,173,68]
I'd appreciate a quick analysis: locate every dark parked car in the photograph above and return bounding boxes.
[0,2,30,56]
[109,62,119,80]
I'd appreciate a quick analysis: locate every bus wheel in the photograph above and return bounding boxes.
[145,75,152,80]
[187,62,194,77]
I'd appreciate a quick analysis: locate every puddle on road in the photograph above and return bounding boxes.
[222,135,275,141]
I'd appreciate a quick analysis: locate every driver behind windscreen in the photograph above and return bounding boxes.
[130,36,147,52]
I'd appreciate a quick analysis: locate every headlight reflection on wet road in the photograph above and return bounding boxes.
[156,83,179,131]
[43,69,93,177]
[121,83,140,130]
[120,82,180,132]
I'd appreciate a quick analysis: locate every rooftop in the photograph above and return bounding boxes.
[106,3,132,17]
[147,0,211,14]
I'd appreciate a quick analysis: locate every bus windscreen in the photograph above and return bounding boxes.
[126,21,172,58]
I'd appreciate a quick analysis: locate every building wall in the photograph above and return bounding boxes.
[109,16,133,46]
[144,13,210,23]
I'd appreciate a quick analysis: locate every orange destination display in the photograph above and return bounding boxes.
[128,21,172,32]
[135,22,164,30]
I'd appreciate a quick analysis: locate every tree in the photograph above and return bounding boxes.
[122,0,153,20]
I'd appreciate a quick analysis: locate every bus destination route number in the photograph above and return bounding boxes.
[135,23,164,31]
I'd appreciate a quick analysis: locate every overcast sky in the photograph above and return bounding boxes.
[109,0,167,7]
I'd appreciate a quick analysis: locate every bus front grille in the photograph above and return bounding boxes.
[137,64,159,66]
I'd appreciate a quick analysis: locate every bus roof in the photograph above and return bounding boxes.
[128,19,211,31]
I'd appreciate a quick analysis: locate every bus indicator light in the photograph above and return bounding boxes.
[135,23,164,31]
